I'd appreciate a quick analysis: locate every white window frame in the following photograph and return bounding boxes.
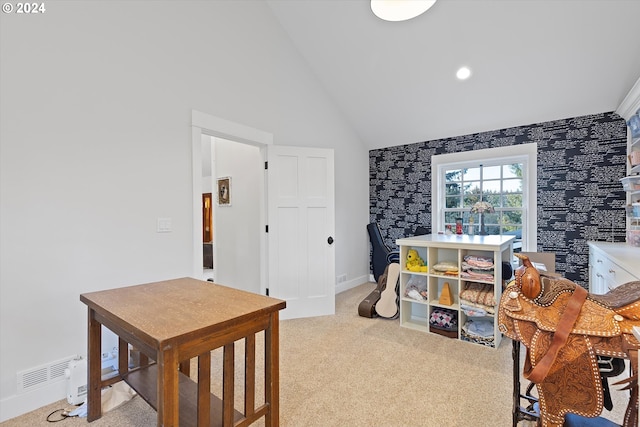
[431,143,538,251]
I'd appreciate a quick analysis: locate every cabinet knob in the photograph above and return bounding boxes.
[327,236,334,245]
[596,273,602,277]
[609,269,616,274]
[597,259,603,263]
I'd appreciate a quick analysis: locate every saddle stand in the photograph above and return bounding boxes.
[512,340,628,426]
[501,254,640,427]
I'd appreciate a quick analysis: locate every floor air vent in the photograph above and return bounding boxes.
[17,355,77,393]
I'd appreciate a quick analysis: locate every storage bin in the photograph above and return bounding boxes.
[634,203,640,217]
[429,325,458,339]
[621,176,640,192]
[630,114,640,138]
[627,229,640,247]
[630,150,640,167]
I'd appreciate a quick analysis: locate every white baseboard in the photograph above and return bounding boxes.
[335,275,371,294]
[0,381,66,422]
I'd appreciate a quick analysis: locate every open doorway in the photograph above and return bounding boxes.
[191,110,272,296]
[200,135,263,294]
[191,110,337,319]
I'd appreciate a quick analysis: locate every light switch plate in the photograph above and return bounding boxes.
[157,218,172,233]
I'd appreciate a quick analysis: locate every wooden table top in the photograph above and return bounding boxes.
[80,277,286,343]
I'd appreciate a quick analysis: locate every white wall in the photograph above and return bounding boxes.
[202,135,213,191]
[212,137,262,295]
[0,1,369,420]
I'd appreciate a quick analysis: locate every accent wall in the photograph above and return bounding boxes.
[369,112,627,287]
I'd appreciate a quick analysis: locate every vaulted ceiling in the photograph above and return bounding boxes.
[266,0,640,150]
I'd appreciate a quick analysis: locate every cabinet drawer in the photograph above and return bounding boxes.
[605,264,638,290]
[590,250,609,277]
[592,253,637,290]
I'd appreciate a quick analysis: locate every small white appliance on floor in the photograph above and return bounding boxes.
[65,357,87,405]
[65,353,119,405]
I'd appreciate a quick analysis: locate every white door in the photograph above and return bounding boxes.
[267,146,335,319]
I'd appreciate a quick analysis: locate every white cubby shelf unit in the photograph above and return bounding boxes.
[395,234,515,349]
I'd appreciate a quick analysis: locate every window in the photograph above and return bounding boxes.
[444,163,523,236]
[431,144,537,251]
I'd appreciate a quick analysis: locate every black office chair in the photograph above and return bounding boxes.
[367,224,430,280]
[414,226,428,236]
[387,225,430,264]
[367,223,391,282]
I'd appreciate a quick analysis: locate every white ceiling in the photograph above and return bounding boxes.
[266,0,640,150]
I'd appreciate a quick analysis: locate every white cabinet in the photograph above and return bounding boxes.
[588,241,640,294]
[395,234,514,349]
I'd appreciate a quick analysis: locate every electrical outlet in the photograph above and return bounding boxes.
[337,274,347,283]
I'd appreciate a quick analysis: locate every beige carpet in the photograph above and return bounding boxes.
[1,282,632,426]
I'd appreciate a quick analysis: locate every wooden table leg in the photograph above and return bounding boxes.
[179,359,190,377]
[118,337,128,376]
[265,312,280,427]
[139,352,149,367]
[157,346,179,427]
[87,309,102,422]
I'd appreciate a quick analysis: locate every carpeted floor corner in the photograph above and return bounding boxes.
[1,282,630,426]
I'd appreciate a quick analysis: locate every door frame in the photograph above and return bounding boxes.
[191,110,272,294]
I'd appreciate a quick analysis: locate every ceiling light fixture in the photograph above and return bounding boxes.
[371,0,437,22]
[456,66,472,80]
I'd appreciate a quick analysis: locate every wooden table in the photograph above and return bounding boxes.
[80,277,286,427]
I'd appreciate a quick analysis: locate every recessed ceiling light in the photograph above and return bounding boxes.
[456,67,472,80]
[371,0,437,22]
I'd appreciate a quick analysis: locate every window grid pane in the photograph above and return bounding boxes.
[443,162,524,236]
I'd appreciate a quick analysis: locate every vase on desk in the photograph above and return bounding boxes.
[478,213,487,235]
[471,201,494,236]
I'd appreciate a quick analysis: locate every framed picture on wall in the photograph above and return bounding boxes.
[217,177,231,206]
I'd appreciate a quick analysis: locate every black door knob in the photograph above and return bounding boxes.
[327,236,334,245]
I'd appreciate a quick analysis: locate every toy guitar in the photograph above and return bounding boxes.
[375,262,400,319]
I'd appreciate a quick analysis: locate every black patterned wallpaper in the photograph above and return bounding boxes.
[369,112,628,287]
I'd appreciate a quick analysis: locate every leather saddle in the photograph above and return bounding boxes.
[499,254,640,427]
